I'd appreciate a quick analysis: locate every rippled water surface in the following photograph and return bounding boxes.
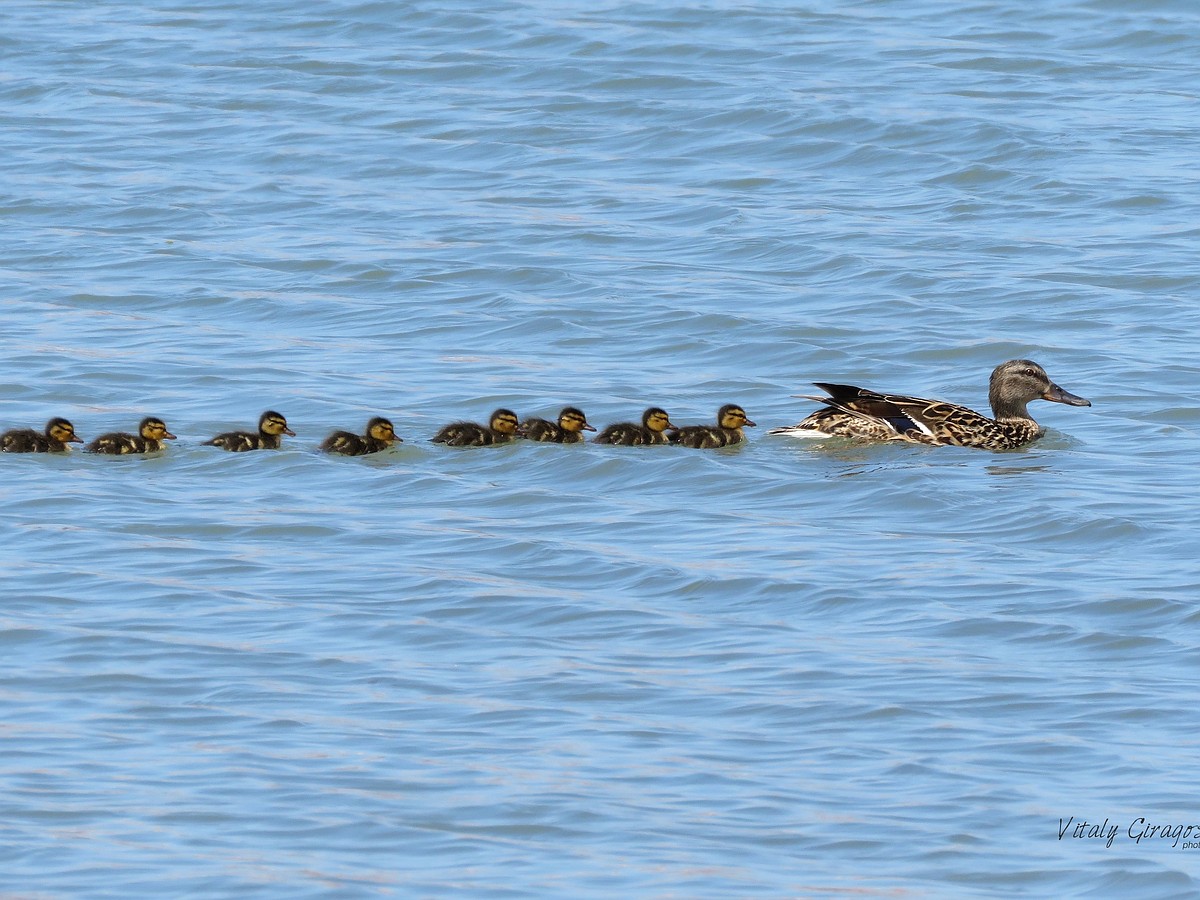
[4,1,1200,896]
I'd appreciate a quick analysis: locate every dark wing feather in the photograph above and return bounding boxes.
[1,429,51,452]
[321,430,368,455]
[432,422,492,447]
[520,418,562,442]
[205,430,261,451]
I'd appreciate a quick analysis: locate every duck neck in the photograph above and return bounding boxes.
[989,388,1033,422]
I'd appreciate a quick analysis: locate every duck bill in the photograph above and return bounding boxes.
[163,431,178,440]
[582,424,597,432]
[1043,383,1091,407]
[743,419,758,428]
[284,427,297,436]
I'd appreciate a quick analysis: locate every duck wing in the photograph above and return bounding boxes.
[814,383,1002,443]
[321,430,368,455]
[432,422,491,446]
[1,429,47,452]
[593,422,645,445]
[520,417,561,442]
[669,425,725,449]
[205,430,261,451]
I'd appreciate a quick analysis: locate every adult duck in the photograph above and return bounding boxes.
[768,359,1090,450]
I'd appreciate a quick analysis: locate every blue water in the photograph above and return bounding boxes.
[4,1,1200,896]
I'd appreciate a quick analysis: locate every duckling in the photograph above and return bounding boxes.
[670,404,757,448]
[204,410,295,451]
[520,406,596,444]
[86,417,176,454]
[321,416,403,455]
[593,407,677,446]
[0,417,83,453]
[432,408,523,446]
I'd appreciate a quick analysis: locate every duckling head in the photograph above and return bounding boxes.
[260,410,296,436]
[718,404,756,429]
[643,407,677,433]
[139,417,177,441]
[489,409,522,436]
[367,416,402,444]
[558,407,595,434]
[48,417,83,444]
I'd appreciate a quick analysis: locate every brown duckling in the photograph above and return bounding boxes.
[321,416,403,455]
[670,404,757,448]
[432,408,523,447]
[520,406,595,444]
[204,410,295,451]
[87,417,176,454]
[1,417,83,453]
[593,407,677,446]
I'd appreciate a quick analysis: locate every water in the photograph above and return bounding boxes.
[4,1,1200,896]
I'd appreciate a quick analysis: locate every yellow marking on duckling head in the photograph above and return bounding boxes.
[490,409,520,434]
[368,418,398,442]
[260,411,295,436]
[141,418,177,440]
[645,408,675,432]
[48,419,80,443]
[718,405,755,429]
[559,407,593,432]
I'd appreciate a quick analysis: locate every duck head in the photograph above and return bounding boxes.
[718,404,756,429]
[558,407,595,434]
[367,417,402,445]
[260,410,296,436]
[489,409,523,437]
[643,407,677,433]
[139,417,177,441]
[989,360,1090,420]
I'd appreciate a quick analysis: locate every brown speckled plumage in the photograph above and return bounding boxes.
[769,360,1090,450]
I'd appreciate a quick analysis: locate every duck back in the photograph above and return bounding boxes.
[1,428,53,453]
[593,422,666,446]
[87,432,163,454]
[432,422,494,447]
[321,431,388,455]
